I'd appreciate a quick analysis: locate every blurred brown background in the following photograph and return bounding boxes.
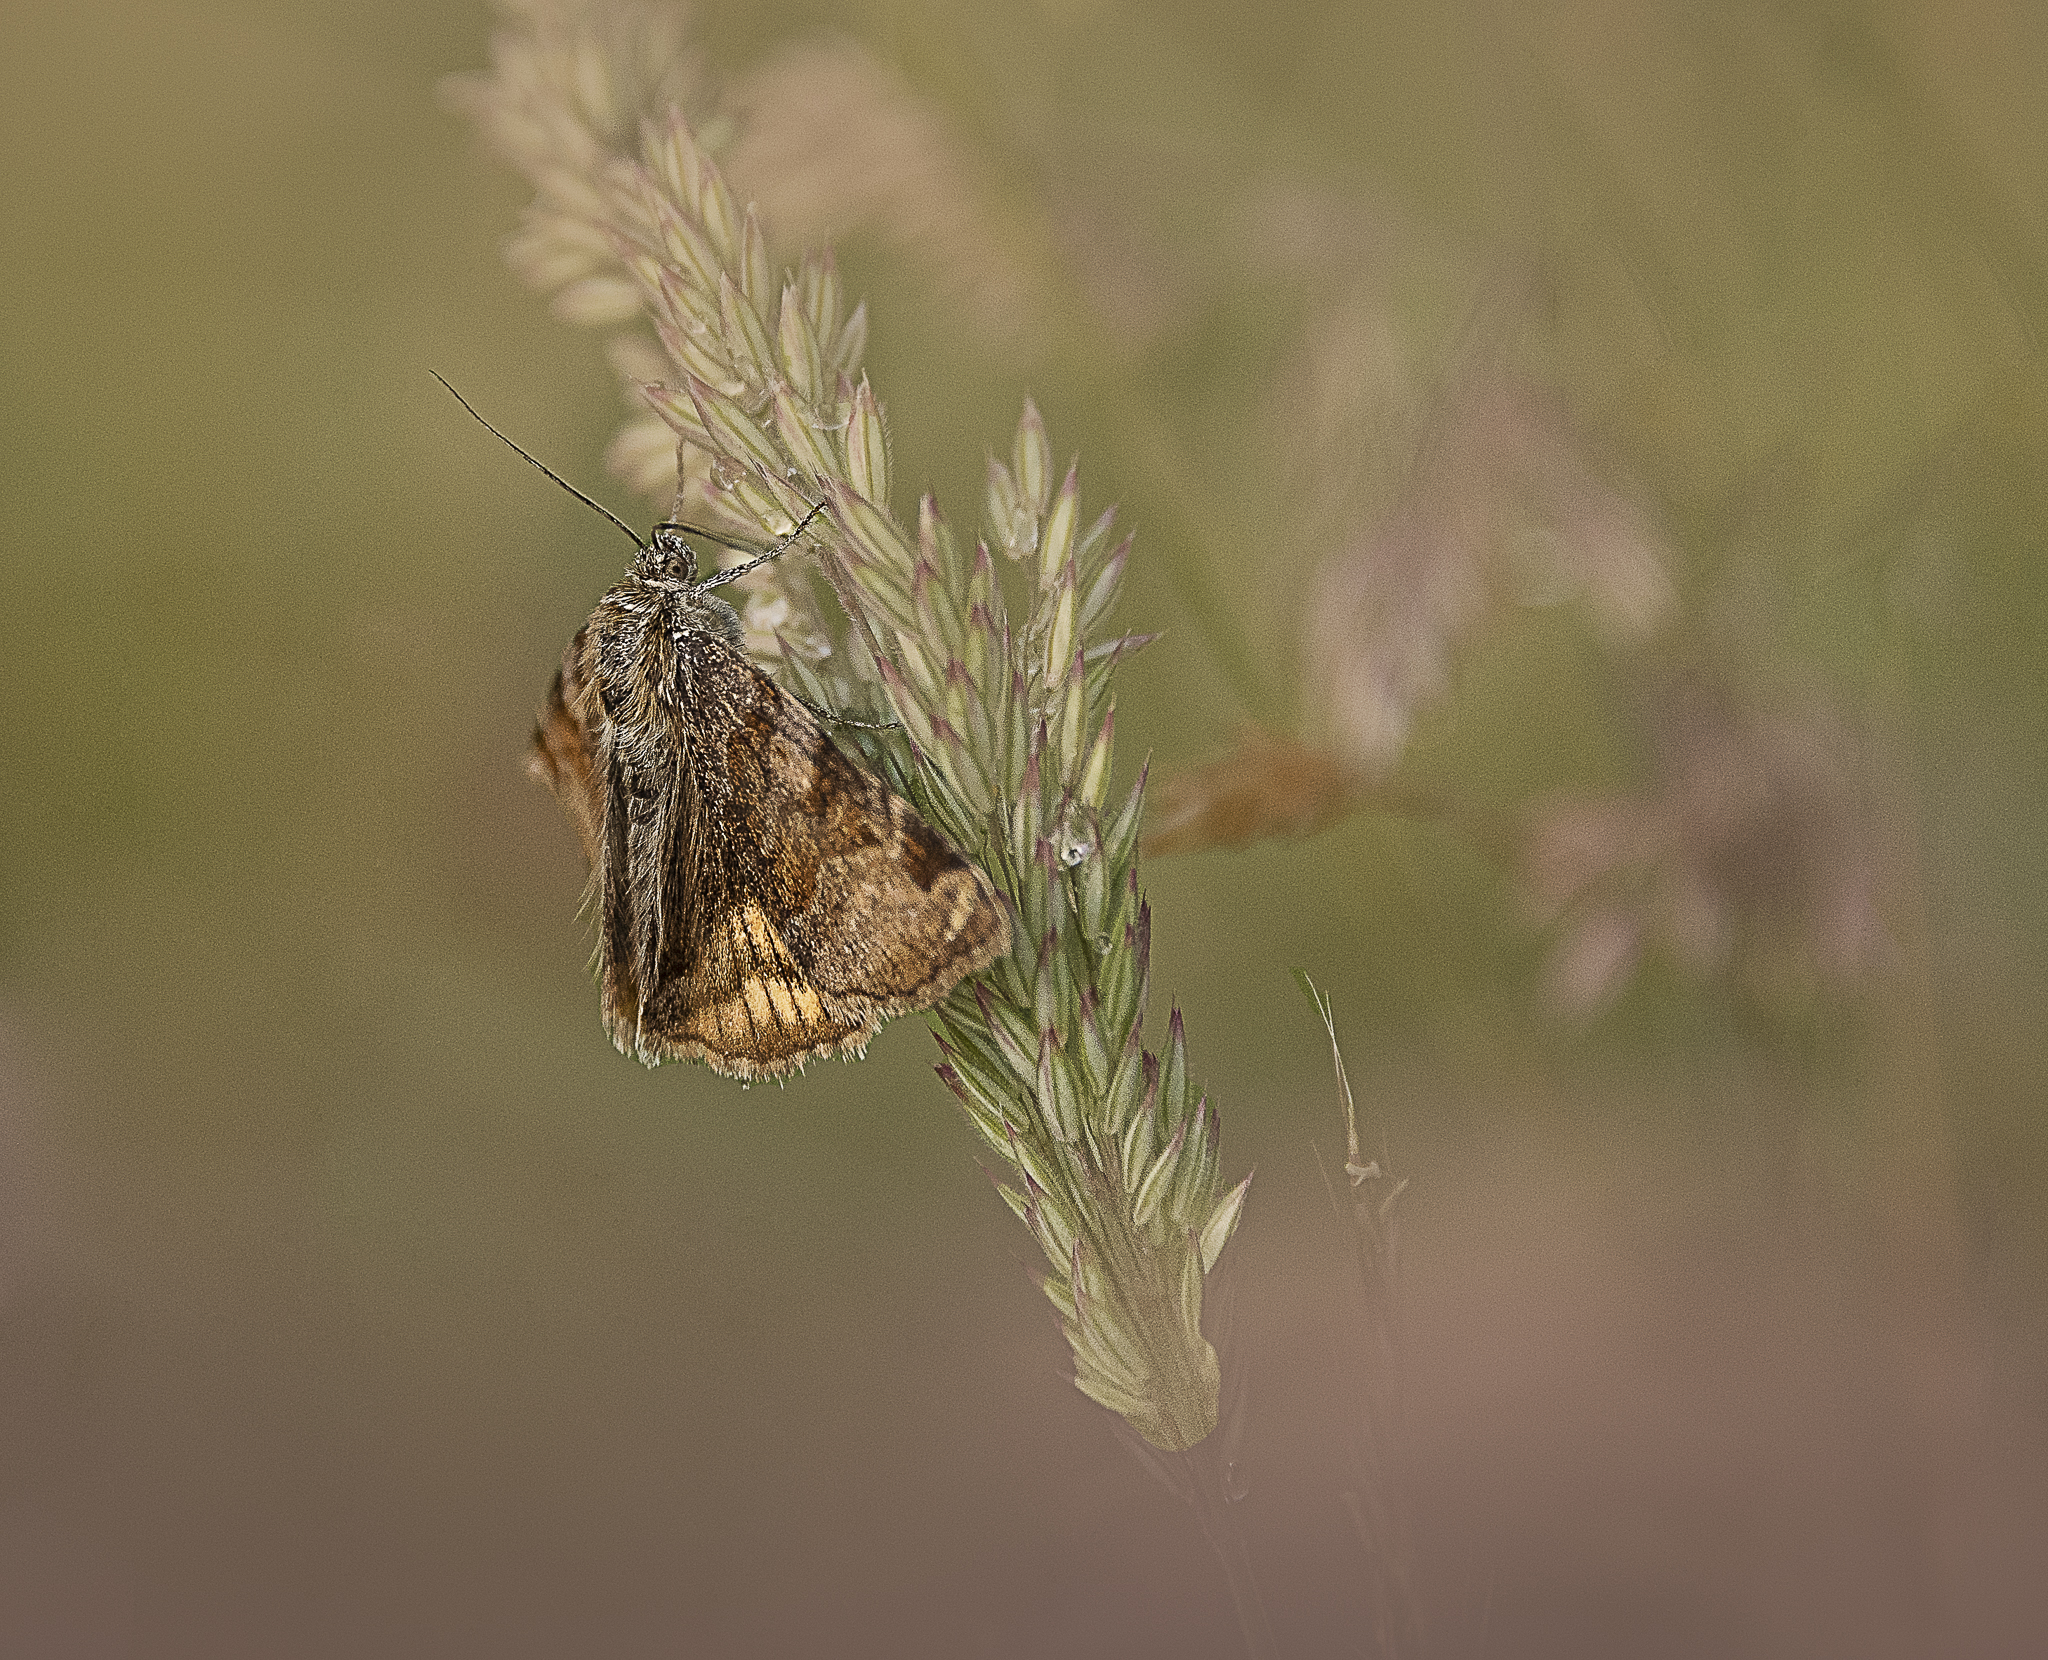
[3,1,2046,1654]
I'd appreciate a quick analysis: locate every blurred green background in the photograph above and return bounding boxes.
[3,1,2046,1654]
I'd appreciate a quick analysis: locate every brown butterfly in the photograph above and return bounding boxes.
[527,513,1009,1078]
[438,377,1008,1080]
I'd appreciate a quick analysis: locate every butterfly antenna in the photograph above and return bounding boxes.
[432,371,645,551]
[692,498,833,590]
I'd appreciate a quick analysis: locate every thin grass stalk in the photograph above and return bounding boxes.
[1297,971,1419,1658]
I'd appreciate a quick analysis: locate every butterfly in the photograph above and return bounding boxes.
[526,512,1009,1079]
[438,376,1008,1077]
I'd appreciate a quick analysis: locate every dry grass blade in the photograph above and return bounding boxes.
[1144,729,1364,858]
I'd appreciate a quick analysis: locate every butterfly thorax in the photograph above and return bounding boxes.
[588,552,746,736]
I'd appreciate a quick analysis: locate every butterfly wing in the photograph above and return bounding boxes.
[534,613,1009,1080]
[716,674,1012,1012]
[635,631,1007,1078]
[529,617,709,1053]
[527,625,605,868]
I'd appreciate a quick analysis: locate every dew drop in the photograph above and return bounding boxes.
[709,455,745,492]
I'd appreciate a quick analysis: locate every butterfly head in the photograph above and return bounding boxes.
[637,525,702,589]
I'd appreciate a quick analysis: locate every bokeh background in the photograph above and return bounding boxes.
[5,1,2047,1654]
